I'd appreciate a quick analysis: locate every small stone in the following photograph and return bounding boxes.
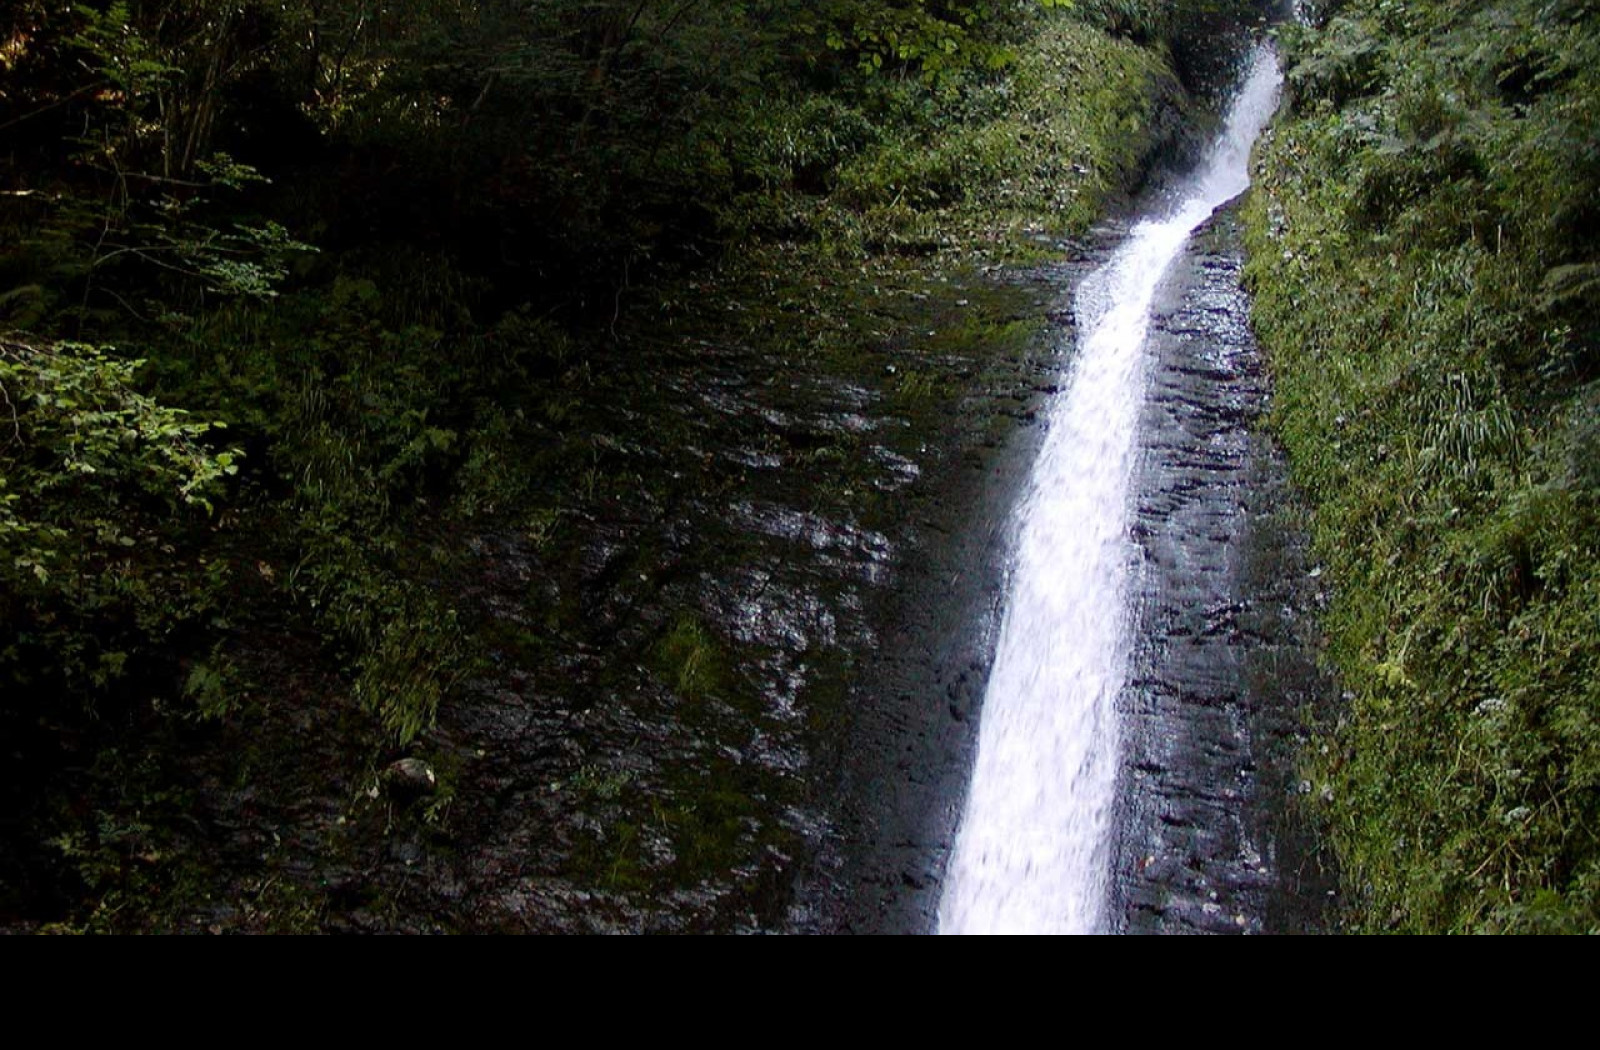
[384,758,438,796]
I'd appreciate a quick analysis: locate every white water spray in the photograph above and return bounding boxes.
[938,49,1283,935]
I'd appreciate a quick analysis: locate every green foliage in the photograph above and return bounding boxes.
[652,616,727,701]
[1281,14,1385,109]
[305,544,466,746]
[1073,0,1182,41]
[0,333,237,695]
[164,262,532,746]
[1245,0,1600,933]
[818,0,1060,81]
[718,18,1183,257]
[1070,0,1254,45]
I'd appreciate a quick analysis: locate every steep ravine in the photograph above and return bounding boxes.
[2,19,1326,936]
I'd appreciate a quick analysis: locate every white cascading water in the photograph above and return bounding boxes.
[938,48,1283,935]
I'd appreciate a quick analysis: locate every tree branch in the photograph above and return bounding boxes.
[0,81,104,134]
[657,0,709,44]
[0,334,38,451]
[0,374,21,451]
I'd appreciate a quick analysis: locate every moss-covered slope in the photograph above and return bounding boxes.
[1244,0,1600,932]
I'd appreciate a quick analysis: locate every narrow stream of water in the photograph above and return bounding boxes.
[938,49,1284,935]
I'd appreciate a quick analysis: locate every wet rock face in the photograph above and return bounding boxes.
[322,270,1069,934]
[1113,202,1337,934]
[795,238,1124,935]
[122,258,1072,935]
[424,348,911,932]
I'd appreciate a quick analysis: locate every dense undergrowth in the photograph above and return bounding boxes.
[1,0,1240,928]
[1245,0,1600,932]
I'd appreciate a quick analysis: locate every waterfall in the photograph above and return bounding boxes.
[938,48,1284,935]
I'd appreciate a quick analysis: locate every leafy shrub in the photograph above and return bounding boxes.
[0,333,238,699]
